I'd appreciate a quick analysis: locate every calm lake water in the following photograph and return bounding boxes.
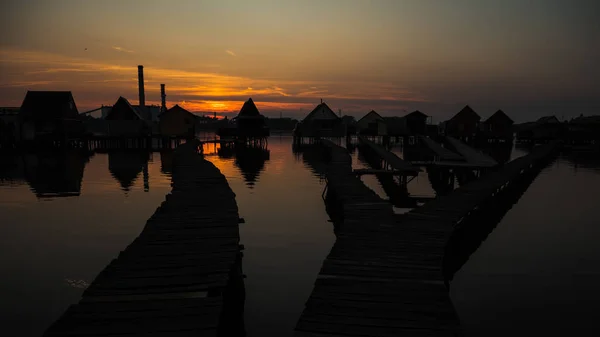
[0,135,598,336]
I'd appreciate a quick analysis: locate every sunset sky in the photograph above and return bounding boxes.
[1,0,598,122]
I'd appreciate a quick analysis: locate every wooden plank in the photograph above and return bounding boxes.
[43,140,241,337]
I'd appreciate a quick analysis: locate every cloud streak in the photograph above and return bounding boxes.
[226,50,236,56]
[0,48,428,116]
[112,46,134,53]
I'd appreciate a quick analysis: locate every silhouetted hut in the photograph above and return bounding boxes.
[356,110,387,136]
[481,110,514,140]
[0,107,20,145]
[516,115,564,143]
[105,96,151,136]
[19,91,85,141]
[217,98,269,140]
[234,98,269,138]
[567,115,600,145]
[294,101,344,138]
[158,104,196,138]
[404,110,429,135]
[444,105,481,141]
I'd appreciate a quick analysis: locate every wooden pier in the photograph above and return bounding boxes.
[444,136,498,168]
[44,140,244,337]
[357,135,421,176]
[295,140,559,337]
[418,135,464,162]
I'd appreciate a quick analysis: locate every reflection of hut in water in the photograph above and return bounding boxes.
[233,145,270,188]
[108,151,150,191]
[159,150,174,175]
[299,146,330,177]
[217,146,235,159]
[22,150,90,198]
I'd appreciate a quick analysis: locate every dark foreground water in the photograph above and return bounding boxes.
[0,136,599,336]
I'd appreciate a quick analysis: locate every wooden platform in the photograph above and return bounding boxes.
[358,135,421,174]
[295,141,559,337]
[445,136,498,168]
[44,140,241,337]
[418,136,464,162]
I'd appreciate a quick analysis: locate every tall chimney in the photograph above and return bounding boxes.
[138,65,145,107]
[160,84,166,113]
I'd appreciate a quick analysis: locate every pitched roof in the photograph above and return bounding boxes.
[405,110,428,119]
[237,98,262,118]
[303,102,339,121]
[107,96,143,120]
[19,91,78,119]
[357,110,384,124]
[537,115,560,124]
[162,104,194,117]
[450,105,481,122]
[571,115,600,125]
[485,110,514,125]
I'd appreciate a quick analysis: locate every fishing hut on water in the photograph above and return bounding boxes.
[217,98,269,146]
[293,100,345,146]
[18,91,86,146]
[442,105,481,143]
[480,109,514,143]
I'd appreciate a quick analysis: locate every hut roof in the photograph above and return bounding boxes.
[571,115,600,125]
[536,115,560,124]
[357,110,384,124]
[450,105,481,122]
[237,98,263,119]
[303,102,339,122]
[106,96,144,120]
[405,110,428,119]
[485,110,514,125]
[19,91,78,119]
[162,104,195,117]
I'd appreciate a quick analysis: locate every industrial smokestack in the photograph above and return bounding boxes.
[160,84,166,113]
[138,65,145,107]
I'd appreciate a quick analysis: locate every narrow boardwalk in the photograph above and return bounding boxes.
[358,135,421,174]
[445,136,498,168]
[44,140,242,337]
[295,141,558,337]
[418,135,464,162]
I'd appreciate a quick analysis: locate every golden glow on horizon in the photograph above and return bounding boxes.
[0,48,426,114]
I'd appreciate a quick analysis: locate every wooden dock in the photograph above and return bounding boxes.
[418,135,464,162]
[444,136,498,168]
[358,135,421,175]
[44,140,243,337]
[295,141,559,337]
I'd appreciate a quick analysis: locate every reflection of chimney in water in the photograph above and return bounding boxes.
[138,65,145,107]
[160,84,166,113]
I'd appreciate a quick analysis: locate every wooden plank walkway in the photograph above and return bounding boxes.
[445,136,498,168]
[418,136,464,162]
[44,140,241,337]
[295,141,559,337]
[358,135,421,174]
